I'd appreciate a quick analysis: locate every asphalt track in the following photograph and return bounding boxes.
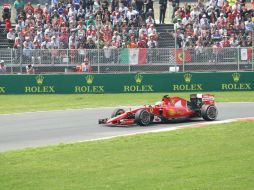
[0,103,253,152]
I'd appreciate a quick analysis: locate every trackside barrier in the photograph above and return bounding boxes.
[0,72,253,94]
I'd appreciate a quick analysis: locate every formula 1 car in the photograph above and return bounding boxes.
[99,94,218,126]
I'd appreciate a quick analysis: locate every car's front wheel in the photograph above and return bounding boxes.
[201,105,218,121]
[135,109,151,126]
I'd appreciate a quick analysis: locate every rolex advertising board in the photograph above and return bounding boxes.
[0,72,253,94]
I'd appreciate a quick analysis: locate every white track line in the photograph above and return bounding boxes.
[73,117,254,144]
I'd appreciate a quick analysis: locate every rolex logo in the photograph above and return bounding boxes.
[85,75,94,85]
[36,75,44,85]
[184,73,192,83]
[232,73,240,82]
[135,73,143,84]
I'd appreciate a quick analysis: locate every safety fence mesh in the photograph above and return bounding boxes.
[0,47,253,74]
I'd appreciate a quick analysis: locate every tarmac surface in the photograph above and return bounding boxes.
[0,102,253,152]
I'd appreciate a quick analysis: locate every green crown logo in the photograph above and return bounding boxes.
[85,75,94,85]
[36,75,44,85]
[184,73,192,83]
[135,73,143,84]
[232,73,240,82]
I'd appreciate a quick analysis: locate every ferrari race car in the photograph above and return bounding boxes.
[99,94,218,126]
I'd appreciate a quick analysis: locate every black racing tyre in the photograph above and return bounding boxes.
[135,109,151,126]
[201,105,218,121]
[111,108,125,118]
[150,114,154,123]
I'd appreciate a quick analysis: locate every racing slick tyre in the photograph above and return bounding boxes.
[201,105,218,121]
[150,114,154,123]
[111,108,125,118]
[135,109,151,126]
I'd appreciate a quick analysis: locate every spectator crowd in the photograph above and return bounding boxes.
[173,0,254,49]
[6,0,160,52]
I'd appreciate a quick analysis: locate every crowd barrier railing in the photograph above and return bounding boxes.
[0,47,253,74]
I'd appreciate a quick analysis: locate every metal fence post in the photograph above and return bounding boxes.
[252,31,254,71]
[237,47,240,71]
[67,49,69,69]
[10,49,13,74]
[174,48,177,72]
[97,49,100,73]
[19,49,22,74]
[117,48,120,64]
[182,46,185,72]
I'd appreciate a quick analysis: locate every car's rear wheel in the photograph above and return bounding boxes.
[135,109,151,126]
[201,105,218,121]
[111,108,125,118]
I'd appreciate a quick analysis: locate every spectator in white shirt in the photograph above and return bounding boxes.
[0,60,6,74]
[127,7,138,20]
[7,29,15,46]
[146,15,155,25]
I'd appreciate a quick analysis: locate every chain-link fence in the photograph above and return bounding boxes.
[1,47,253,74]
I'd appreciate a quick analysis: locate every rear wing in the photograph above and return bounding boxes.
[190,94,215,105]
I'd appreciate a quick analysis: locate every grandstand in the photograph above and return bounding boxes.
[0,0,253,73]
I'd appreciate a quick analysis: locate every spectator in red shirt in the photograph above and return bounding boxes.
[34,4,43,16]
[221,36,230,47]
[137,36,147,48]
[76,58,93,73]
[5,18,12,33]
[24,2,34,14]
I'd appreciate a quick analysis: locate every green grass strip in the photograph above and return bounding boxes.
[0,120,253,190]
[1,92,254,114]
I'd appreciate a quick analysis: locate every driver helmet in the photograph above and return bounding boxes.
[155,101,162,106]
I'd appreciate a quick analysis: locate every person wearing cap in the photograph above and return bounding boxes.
[145,8,154,19]
[43,3,49,14]
[217,12,226,25]
[85,16,95,27]
[26,64,35,74]
[78,58,92,73]
[174,18,182,30]
[0,60,6,74]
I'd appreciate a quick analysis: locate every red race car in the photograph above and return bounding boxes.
[99,94,218,126]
